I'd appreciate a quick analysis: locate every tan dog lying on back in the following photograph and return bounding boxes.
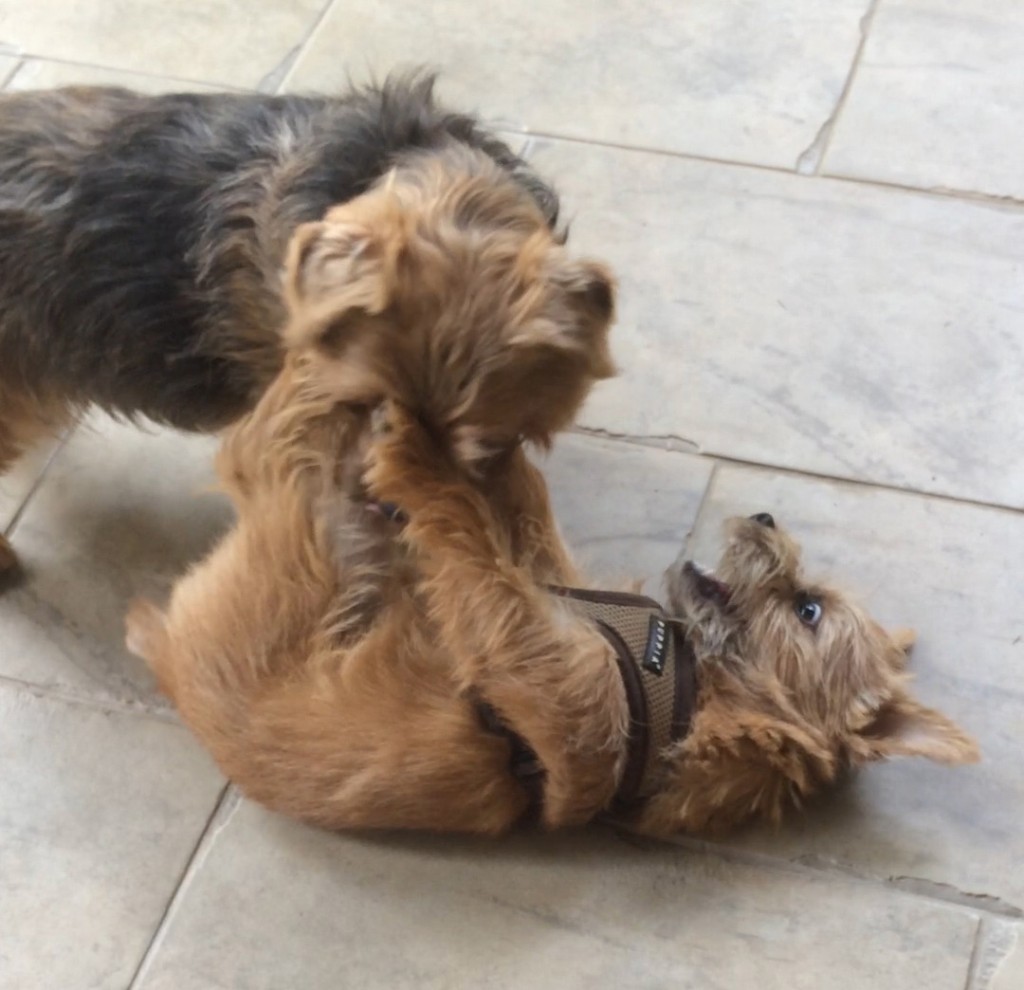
[126,148,978,835]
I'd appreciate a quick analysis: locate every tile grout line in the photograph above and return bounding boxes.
[813,0,883,174]
[499,125,1024,213]
[569,423,699,455]
[124,784,238,990]
[612,827,1022,923]
[682,461,719,561]
[969,918,1021,989]
[0,56,22,89]
[2,428,75,538]
[795,0,882,176]
[0,50,1017,209]
[568,426,1024,517]
[6,52,252,92]
[0,674,179,724]
[684,448,1024,517]
[964,917,988,990]
[272,0,341,94]
[499,125,814,178]
[819,168,1024,210]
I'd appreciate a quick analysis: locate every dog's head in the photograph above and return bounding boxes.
[282,145,615,467]
[642,514,978,834]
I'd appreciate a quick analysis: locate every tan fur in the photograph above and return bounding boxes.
[126,151,977,837]
[637,518,980,835]
[127,149,622,834]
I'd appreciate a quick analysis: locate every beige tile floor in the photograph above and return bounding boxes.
[0,2,1022,987]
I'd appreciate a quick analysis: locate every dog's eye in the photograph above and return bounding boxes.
[795,595,823,628]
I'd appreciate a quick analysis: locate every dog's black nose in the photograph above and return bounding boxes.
[750,512,775,529]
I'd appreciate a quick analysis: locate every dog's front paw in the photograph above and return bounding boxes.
[365,400,453,509]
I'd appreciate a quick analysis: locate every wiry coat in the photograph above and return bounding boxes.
[126,145,624,832]
[126,148,978,837]
[0,74,557,438]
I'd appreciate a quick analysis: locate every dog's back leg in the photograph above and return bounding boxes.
[0,380,75,576]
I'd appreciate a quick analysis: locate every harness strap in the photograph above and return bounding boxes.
[474,696,545,824]
[474,586,698,818]
[551,587,697,804]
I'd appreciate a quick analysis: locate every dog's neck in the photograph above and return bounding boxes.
[550,587,699,806]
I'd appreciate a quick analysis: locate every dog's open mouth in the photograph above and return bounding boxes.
[683,561,732,606]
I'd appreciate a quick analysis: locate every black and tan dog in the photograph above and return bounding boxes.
[0,73,557,572]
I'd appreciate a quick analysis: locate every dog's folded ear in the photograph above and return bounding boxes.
[639,700,839,835]
[511,257,617,379]
[851,691,980,765]
[283,218,391,350]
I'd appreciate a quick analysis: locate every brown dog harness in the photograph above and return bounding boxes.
[475,587,698,817]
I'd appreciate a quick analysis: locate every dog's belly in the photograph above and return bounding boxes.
[151,512,530,835]
[179,638,531,835]
[233,698,531,835]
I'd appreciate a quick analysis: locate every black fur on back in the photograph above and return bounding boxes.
[0,73,560,430]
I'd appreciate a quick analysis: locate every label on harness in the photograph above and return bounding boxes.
[642,616,669,675]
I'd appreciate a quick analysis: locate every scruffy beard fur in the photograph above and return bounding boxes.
[0,72,558,575]
[125,148,977,838]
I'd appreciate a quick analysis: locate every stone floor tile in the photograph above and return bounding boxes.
[988,924,1024,990]
[0,54,18,86]
[6,57,228,92]
[0,682,224,990]
[0,413,230,705]
[684,464,1024,906]
[523,137,1024,507]
[825,0,1024,199]
[285,0,868,169]
[539,433,713,593]
[133,799,977,990]
[0,0,324,89]
[0,437,61,532]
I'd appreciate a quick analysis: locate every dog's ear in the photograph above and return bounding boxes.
[638,699,837,835]
[283,219,391,350]
[851,692,980,765]
[512,257,617,379]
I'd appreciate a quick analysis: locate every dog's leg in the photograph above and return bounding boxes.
[365,404,627,827]
[486,447,581,587]
[0,382,74,577]
[214,359,368,508]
